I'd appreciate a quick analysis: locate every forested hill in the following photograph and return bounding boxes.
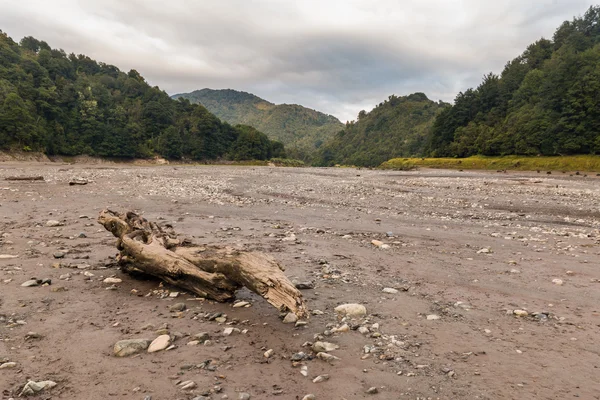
[426,6,600,157]
[172,89,344,160]
[0,32,284,161]
[313,93,448,167]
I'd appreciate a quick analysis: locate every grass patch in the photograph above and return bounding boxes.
[270,158,306,167]
[380,155,600,172]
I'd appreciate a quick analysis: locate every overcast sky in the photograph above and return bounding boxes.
[0,0,592,121]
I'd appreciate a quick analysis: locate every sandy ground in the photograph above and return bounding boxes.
[0,163,599,400]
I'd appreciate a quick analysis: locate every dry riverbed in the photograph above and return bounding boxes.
[1,163,599,400]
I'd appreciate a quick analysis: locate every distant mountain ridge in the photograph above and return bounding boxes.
[172,89,344,160]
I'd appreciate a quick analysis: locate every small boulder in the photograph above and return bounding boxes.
[21,279,40,287]
[113,338,151,357]
[20,380,57,396]
[312,341,339,352]
[334,303,367,318]
[46,220,63,227]
[148,335,171,353]
[193,332,210,342]
[169,303,186,312]
[283,312,298,324]
[513,309,529,317]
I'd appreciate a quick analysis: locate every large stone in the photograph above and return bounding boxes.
[113,339,151,357]
[20,380,57,396]
[334,303,367,318]
[169,303,186,312]
[46,220,63,227]
[283,312,298,324]
[21,279,40,287]
[223,327,240,336]
[148,335,171,353]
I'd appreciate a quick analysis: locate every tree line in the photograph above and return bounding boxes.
[315,6,600,166]
[426,5,600,157]
[0,32,285,161]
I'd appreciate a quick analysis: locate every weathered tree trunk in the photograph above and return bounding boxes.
[98,209,308,319]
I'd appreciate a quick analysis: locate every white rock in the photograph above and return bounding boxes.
[0,362,16,369]
[0,254,19,259]
[148,335,171,353]
[334,303,367,318]
[283,312,298,324]
[358,326,370,335]
[312,374,329,383]
[513,309,529,317]
[552,278,564,285]
[103,277,122,284]
[312,341,339,352]
[477,248,491,254]
[332,324,350,333]
[264,349,274,358]
[371,240,384,247]
[46,220,63,227]
[382,287,398,294]
[233,301,250,308]
[20,380,57,396]
[179,380,197,390]
[316,352,340,363]
[426,314,441,320]
[223,327,240,336]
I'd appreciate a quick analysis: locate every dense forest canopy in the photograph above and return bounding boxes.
[0,32,283,160]
[425,5,600,157]
[173,89,343,161]
[313,93,449,167]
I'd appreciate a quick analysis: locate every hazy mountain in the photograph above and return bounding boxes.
[172,89,343,160]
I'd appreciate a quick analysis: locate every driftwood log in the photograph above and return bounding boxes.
[6,176,44,181]
[98,209,308,319]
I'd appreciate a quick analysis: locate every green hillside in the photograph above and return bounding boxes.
[426,5,600,158]
[172,89,344,160]
[0,32,283,161]
[314,93,448,167]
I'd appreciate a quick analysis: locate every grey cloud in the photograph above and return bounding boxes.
[0,0,592,121]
